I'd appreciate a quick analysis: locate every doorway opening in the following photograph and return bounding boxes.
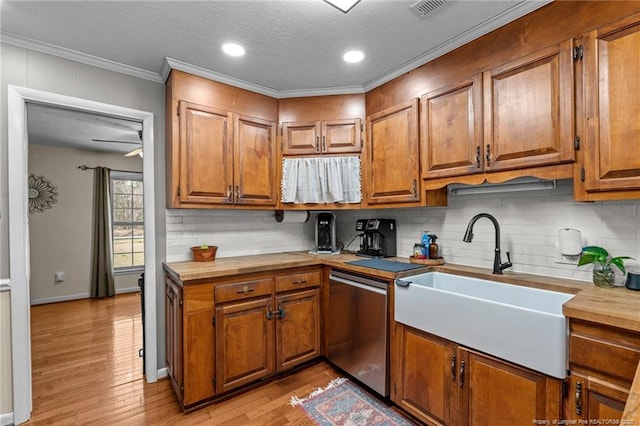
[8,85,158,424]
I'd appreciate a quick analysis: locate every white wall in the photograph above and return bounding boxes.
[166,209,315,261]
[335,180,640,286]
[0,289,11,415]
[28,144,143,304]
[0,42,166,416]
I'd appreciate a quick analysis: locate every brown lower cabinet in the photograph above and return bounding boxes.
[392,323,563,426]
[165,267,321,409]
[566,319,640,423]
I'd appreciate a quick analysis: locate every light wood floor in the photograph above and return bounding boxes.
[26,293,341,425]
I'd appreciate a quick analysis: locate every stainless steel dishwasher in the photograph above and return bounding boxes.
[328,269,388,396]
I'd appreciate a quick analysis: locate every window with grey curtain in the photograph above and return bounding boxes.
[91,166,115,298]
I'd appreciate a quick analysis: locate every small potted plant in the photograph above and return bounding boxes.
[578,246,634,288]
[190,244,218,262]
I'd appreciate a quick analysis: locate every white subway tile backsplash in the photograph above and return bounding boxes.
[165,180,639,285]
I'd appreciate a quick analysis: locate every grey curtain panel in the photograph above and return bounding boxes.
[90,166,115,298]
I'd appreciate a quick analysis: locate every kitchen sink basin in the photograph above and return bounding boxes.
[394,272,574,378]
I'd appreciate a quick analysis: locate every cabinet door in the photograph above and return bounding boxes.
[569,373,627,423]
[181,284,216,406]
[178,101,233,204]
[233,114,277,205]
[215,296,275,394]
[282,121,321,155]
[165,279,183,401]
[275,288,321,372]
[365,99,420,205]
[584,12,640,192]
[322,119,362,153]
[483,39,574,172]
[459,348,562,426]
[392,324,457,426]
[421,75,483,179]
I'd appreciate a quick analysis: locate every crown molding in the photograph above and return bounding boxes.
[0,32,164,84]
[162,57,365,99]
[362,0,552,92]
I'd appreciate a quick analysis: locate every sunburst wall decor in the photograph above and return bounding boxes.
[28,174,58,213]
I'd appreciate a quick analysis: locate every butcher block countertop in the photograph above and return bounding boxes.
[163,251,640,422]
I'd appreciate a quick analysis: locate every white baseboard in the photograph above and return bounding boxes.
[30,287,140,305]
[156,367,168,379]
[0,411,14,426]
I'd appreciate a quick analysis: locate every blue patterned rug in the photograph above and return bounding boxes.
[291,378,414,426]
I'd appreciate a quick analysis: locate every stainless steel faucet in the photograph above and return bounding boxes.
[463,213,512,274]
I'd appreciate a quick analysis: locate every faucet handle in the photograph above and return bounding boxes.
[500,251,513,271]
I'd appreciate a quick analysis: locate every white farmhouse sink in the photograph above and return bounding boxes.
[394,272,574,378]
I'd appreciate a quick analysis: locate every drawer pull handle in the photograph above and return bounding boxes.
[575,381,583,416]
[485,144,491,167]
[236,286,255,295]
[475,146,481,168]
[451,353,456,381]
[458,360,465,388]
[292,279,307,285]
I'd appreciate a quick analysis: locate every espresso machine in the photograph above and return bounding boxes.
[315,212,338,254]
[356,219,397,257]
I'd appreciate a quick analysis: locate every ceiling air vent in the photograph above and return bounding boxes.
[410,0,447,19]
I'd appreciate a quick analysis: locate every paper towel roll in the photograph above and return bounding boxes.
[559,228,582,255]
[275,210,309,223]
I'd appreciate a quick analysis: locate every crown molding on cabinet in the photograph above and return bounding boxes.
[160,57,365,99]
[0,32,164,84]
[1,0,551,97]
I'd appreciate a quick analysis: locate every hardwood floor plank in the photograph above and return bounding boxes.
[24,293,378,425]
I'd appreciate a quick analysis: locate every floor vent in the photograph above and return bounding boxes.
[410,0,447,19]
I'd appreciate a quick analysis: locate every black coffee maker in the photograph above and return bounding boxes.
[315,212,337,253]
[356,219,397,257]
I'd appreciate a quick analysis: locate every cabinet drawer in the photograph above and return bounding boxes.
[569,320,640,386]
[275,270,321,292]
[214,278,273,304]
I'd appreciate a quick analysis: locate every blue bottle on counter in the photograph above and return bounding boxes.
[421,231,430,257]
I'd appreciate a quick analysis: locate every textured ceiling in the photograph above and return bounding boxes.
[4,0,550,152]
[27,103,143,155]
[1,0,550,95]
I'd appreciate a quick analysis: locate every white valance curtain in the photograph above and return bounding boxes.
[281,156,362,204]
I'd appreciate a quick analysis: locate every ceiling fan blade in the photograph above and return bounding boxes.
[124,147,143,157]
[92,138,141,145]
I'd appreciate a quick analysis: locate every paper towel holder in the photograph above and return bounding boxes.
[555,228,583,265]
[275,210,310,223]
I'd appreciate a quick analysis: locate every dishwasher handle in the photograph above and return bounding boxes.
[329,275,387,296]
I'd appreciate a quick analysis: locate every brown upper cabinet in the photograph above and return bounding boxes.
[484,39,575,172]
[364,98,420,205]
[176,101,277,207]
[282,119,362,155]
[421,75,483,180]
[582,12,640,195]
[421,39,575,181]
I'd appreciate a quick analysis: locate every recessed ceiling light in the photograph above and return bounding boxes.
[222,43,245,57]
[325,0,361,13]
[343,50,364,64]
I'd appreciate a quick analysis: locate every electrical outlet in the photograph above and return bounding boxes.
[554,243,580,265]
